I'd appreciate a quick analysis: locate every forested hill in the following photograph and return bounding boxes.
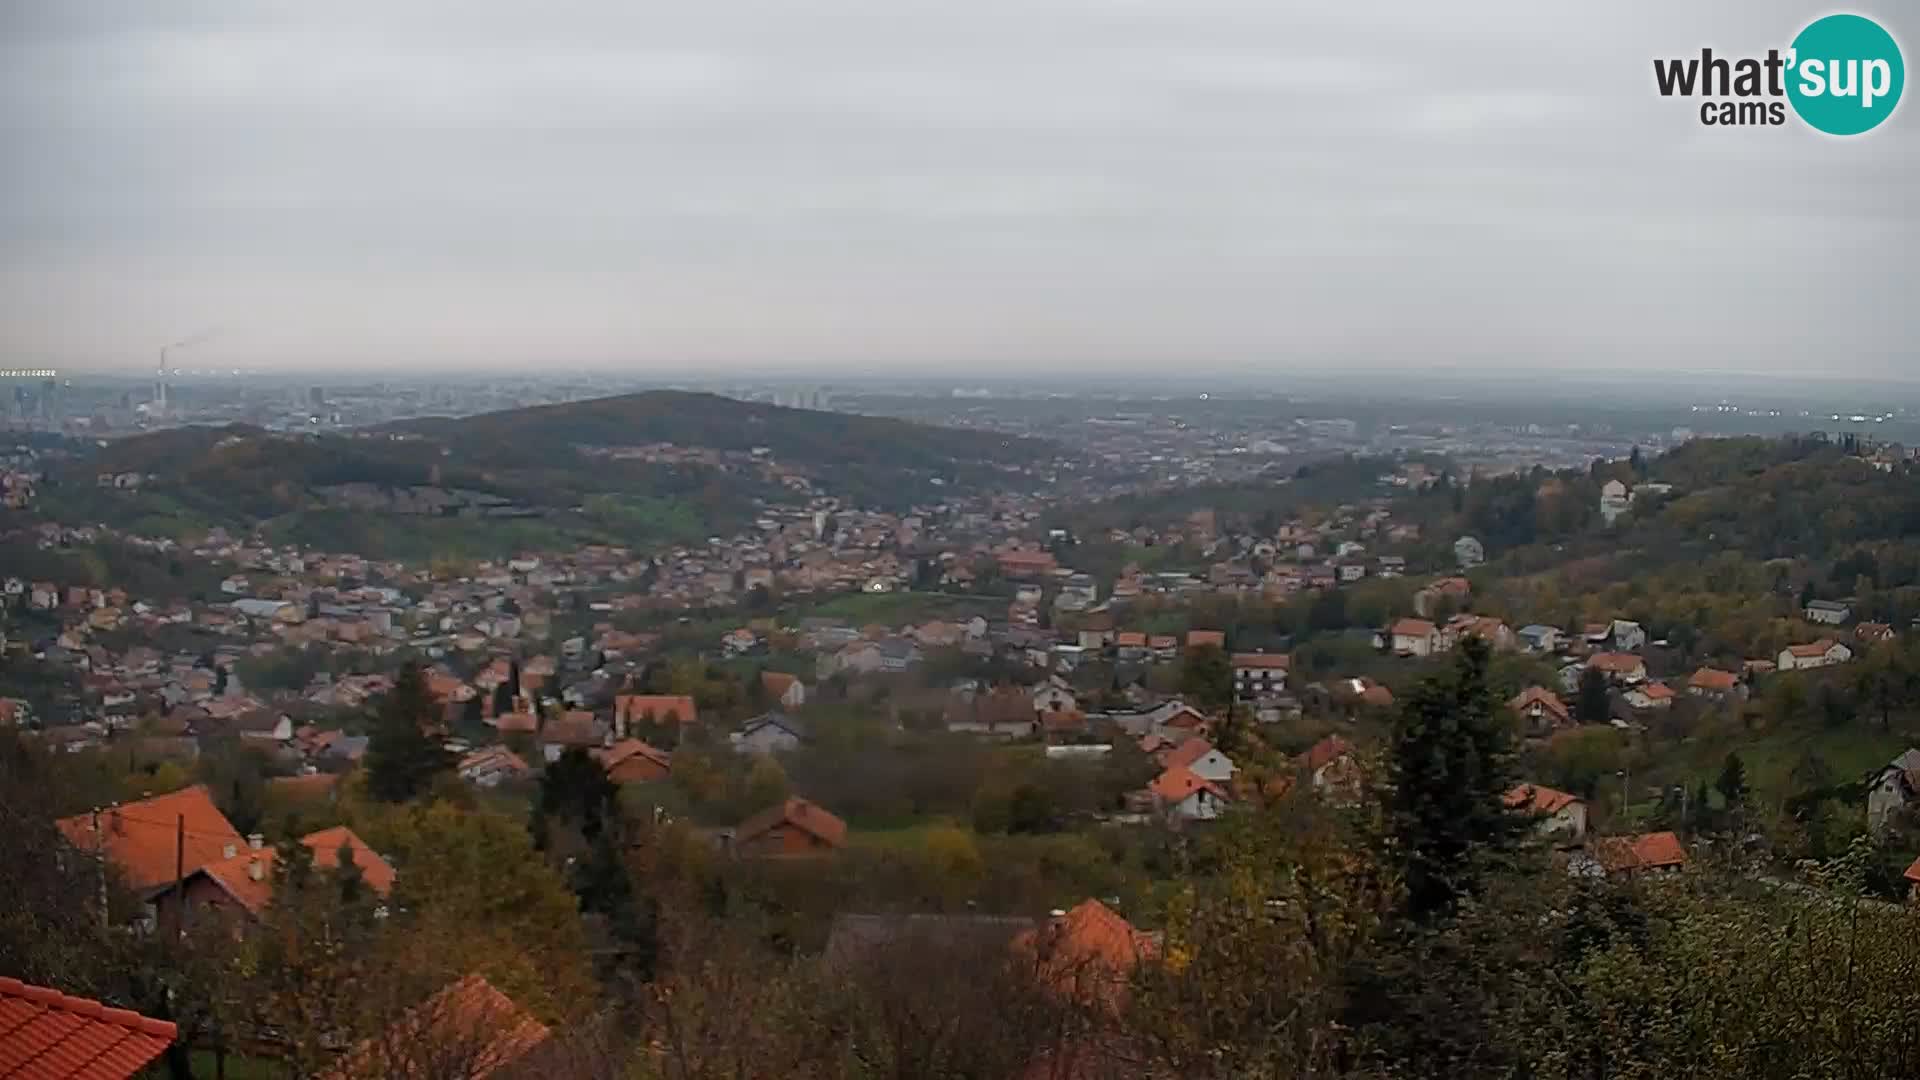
[385,390,1054,473]
[30,393,1061,558]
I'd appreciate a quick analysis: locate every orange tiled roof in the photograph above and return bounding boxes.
[323,974,548,1080]
[195,827,396,915]
[736,797,847,849]
[1904,854,1920,885]
[1594,831,1687,873]
[1786,639,1838,658]
[55,786,244,895]
[1230,652,1290,670]
[1114,632,1148,648]
[1013,900,1158,1007]
[615,694,698,727]
[0,975,177,1079]
[1389,618,1436,638]
[1185,630,1226,649]
[1688,667,1739,692]
[1148,764,1226,804]
[1295,734,1354,772]
[594,739,670,773]
[1509,686,1569,719]
[760,671,800,698]
[1159,737,1217,772]
[1505,783,1581,815]
[1588,652,1644,674]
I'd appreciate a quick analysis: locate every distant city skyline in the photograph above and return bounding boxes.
[2,2,1914,377]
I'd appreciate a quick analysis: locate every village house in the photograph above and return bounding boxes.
[1582,831,1687,878]
[458,745,532,788]
[1803,599,1851,625]
[1294,734,1363,802]
[1587,652,1648,684]
[759,670,808,709]
[731,711,809,754]
[728,797,847,857]
[1230,652,1290,699]
[1453,535,1485,569]
[1623,682,1676,710]
[1867,748,1920,830]
[1509,686,1571,735]
[1506,783,1588,843]
[1412,576,1471,618]
[613,694,697,736]
[1147,764,1230,821]
[1687,667,1744,702]
[1516,624,1563,654]
[152,826,395,928]
[1156,737,1237,784]
[595,739,672,783]
[55,786,246,912]
[1388,617,1442,658]
[1777,638,1853,672]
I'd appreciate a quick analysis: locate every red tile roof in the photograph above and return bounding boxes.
[1786,639,1839,658]
[1230,652,1290,670]
[323,974,548,1080]
[1904,854,1920,885]
[1588,652,1645,675]
[1594,831,1687,873]
[735,797,847,849]
[1390,618,1437,638]
[1012,900,1157,1007]
[1295,734,1355,772]
[194,827,396,916]
[1509,686,1570,722]
[54,786,244,895]
[1185,630,1226,649]
[1688,667,1740,692]
[614,694,698,727]
[0,975,177,1079]
[594,739,670,774]
[1505,783,1581,815]
[1159,737,1218,772]
[760,671,800,698]
[1148,764,1226,804]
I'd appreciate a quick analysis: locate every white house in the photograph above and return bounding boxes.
[1160,737,1237,785]
[1599,480,1631,526]
[1230,652,1290,698]
[1868,748,1920,830]
[1804,600,1851,625]
[1777,639,1853,672]
[1388,618,1441,658]
[1607,619,1647,652]
[1453,535,1485,569]
[1149,765,1229,821]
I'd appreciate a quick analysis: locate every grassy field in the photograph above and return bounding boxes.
[1635,718,1913,811]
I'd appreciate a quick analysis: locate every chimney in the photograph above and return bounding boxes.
[222,843,237,859]
[247,857,265,882]
[248,833,264,850]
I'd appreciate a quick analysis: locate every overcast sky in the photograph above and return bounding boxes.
[1,1,1914,378]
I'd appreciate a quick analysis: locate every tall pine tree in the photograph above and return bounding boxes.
[364,662,454,803]
[1385,637,1527,918]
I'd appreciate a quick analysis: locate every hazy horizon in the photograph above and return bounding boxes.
[3,2,1915,377]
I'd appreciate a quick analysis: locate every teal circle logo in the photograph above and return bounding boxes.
[1787,14,1904,135]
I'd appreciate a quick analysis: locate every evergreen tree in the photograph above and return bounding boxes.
[1180,643,1234,714]
[1716,751,1749,809]
[534,746,619,849]
[1384,638,1527,918]
[364,662,454,803]
[1575,666,1611,725]
[491,679,513,718]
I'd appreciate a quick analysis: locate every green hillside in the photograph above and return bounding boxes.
[33,393,1057,557]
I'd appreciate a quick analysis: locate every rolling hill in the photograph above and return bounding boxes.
[34,392,1058,559]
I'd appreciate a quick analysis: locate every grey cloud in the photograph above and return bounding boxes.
[0,0,1914,376]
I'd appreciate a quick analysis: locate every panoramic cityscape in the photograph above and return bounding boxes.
[3,2,1919,1079]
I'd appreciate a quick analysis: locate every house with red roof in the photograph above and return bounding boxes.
[1147,764,1230,821]
[1687,667,1743,702]
[0,976,177,1078]
[759,670,807,709]
[594,739,671,784]
[1509,686,1571,735]
[152,826,396,927]
[55,786,245,902]
[1388,618,1441,657]
[613,693,697,736]
[1012,899,1157,1010]
[1623,681,1677,710]
[1777,638,1853,672]
[730,797,847,857]
[1230,652,1290,698]
[1156,737,1237,785]
[1505,783,1587,842]
[322,974,549,1080]
[1586,831,1688,877]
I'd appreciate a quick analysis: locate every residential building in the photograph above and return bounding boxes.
[1777,639,1853,672]
[1453,535,1485,569]
[1505,783,1588,842]
[1804,599,1852,625]
[1687,667,1743,701]
[1230,652,1290,698]
[1157,737,1237,784]
[731,712,809,755]
[1388,617,1441,657]
[729,797,847,856]
[54,785,245,902]
[1509,686,1571,735]
[1583,831,1687,877]
[458,746,532,788]
[1868,748,1920,830]
[1148,764,1229,821]
[0,976,177,1079]
[596,739,672,783]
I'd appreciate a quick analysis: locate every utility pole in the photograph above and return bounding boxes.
[172,813,185,938]
[91,807,107,929]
